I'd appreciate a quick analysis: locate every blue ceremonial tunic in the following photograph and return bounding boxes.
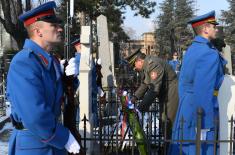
[74,52,81,90]
[169,59,180,71]
[169,59,181,77]
[7,39,69,155]
[169,36,226,155]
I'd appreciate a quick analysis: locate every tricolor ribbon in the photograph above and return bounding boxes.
[121,94,128,139]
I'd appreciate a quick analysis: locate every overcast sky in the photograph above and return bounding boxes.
[123,0,229,39]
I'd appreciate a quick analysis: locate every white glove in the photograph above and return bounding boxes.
[122,91,127,96]
[98,87,105,97]
[200,129,210,140]
[135,108,142,121]
[65,58,79,76]
[60,59,66,73]
[65,132,80,154]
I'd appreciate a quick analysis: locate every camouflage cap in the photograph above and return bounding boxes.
[70,35,80,46]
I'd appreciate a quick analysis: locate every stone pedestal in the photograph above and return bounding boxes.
[79,26,92,154]
[223,45,232,75]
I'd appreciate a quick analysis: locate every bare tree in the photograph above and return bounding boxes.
[0,0,31,49]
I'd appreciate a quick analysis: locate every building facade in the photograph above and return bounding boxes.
[122,32,157,58]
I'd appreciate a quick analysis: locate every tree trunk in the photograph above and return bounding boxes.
[170,28,175,54]
[0,0,28,49]
[25,0,31,11]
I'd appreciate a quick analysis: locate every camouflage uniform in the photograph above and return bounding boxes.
[134,55,179,124]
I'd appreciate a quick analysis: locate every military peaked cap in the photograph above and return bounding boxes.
[70,35,80,46]
[19,1,61,27]
[188,10,219,28]
[126,49,142,66]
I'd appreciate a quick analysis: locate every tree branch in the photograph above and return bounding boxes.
[0,16,6,28]
[2,0,12,22]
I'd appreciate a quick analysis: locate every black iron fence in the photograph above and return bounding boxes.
[1,84,235,154]
[0,78,6,117]
[77,86,163,155]
[76,87,235,155]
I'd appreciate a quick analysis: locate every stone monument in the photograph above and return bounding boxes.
[97,15,114,87]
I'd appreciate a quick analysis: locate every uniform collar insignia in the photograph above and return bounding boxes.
[23,39,52,70]
[37,53,49,66]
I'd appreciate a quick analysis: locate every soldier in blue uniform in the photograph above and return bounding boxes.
[7,1,81,155]
[169,11,227,154]
[70,36,82,125]
[169,52,181,77]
